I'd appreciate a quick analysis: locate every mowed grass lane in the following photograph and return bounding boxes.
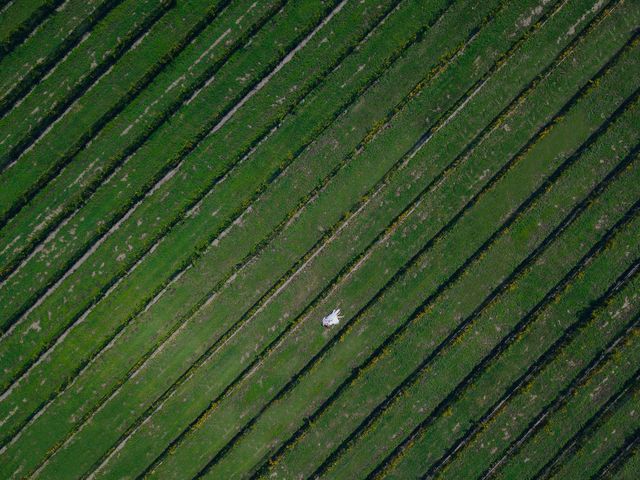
[0,0,65,57]
[0,0,172,172]
[261,98,640,480]
[0,0,506,476]
[84,0,632,476]
[547,367,640,480]
[0,0,458,474]
[0,0,430,451]
[0,0,283,275]
[0,0,347,372]
[382,268,640,479]
[198,24,640,480]
[99,0,636,477]
[0,0,121,113]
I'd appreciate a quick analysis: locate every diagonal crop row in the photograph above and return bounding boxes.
[244,59,640,480]
[429,265,640,480]
[266,111,640,480]
[0,0,65,58]
[0,0,286,239]
[0,0,173,172]
[598,431,640,479]
[374,218,640,480]
[312,193,640,480]
[462,298,640,478]
[0,0,444,446]
[426,310,640,480]
[0,0,186,191]
[545,370,640,479]
[144,12,640,480]
[1,0,510,474]
[0,0,347,347]
[0,0,284,269]
[382,271,640,480]
[0,0,122,115]
[609,442,640,479]
[395,276,640,480]
[491,351,640,480]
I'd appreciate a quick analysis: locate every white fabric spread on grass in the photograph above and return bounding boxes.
[322,308,342,327]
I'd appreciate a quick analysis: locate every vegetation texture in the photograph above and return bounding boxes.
[0,0,638,478]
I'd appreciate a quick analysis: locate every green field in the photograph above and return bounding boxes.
[0,0,638,478]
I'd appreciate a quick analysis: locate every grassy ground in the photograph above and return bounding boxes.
[0,0,638,479]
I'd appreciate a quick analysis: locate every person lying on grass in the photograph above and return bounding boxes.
[322,308,342,327]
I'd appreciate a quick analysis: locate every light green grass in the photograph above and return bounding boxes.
[0,0,117,107]
[0,0,281,273]
[0,0,638,478]
[142,5,640,478]
[0,0,171,171]
[0,0,63,56]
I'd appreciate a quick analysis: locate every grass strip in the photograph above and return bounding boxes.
[0,0,172,171]
[0,0,496,476]
[0,0,64,57]
[0,0,121,113]
[144,9,640,479]
[547,378,640,479]
[0,0,282,271]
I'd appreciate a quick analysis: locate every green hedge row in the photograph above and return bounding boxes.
[0,0,121,113]
[0,0,64,58]
[199,15,640,480]
[0,0,172,170]
[0,0,280,274]
[0,0,493,477]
